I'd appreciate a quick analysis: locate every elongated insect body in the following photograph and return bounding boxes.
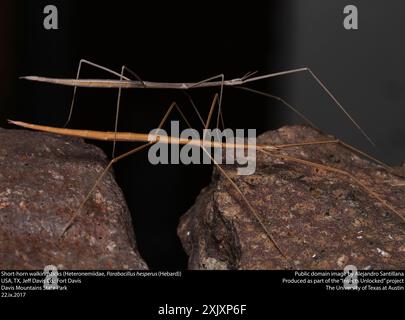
[8,120,268,150]
[21,68,308,89]
[20,76,243,89]
[20,64,374,146]
[12,61,404,264]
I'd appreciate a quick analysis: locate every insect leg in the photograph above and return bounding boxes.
[60,100,191,237]
[64,59,132,128]
[112,65,146,158]
[241,67,375,146]
[235,86,318,129]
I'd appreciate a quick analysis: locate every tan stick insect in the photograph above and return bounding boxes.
[10,60,405,264]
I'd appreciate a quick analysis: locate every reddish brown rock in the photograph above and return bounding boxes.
[0,128,147,270]
[178,126,405,270]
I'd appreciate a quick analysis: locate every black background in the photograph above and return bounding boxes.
[0,1,404,269]
[2,271,402,313]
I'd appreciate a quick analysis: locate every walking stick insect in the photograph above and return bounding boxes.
[10,60,405,264]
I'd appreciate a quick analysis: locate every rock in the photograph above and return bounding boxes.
[0,128,147,270]
[178,125,405,270]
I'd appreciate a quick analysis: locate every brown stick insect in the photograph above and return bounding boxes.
[9,59,405,264]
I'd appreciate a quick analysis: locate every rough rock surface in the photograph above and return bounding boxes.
[178,126,405,270]
[0,128,147,270]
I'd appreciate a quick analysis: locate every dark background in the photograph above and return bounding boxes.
[0,1,404,269]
